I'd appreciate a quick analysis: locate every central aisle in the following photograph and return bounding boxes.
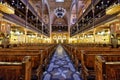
[43,45,81,80]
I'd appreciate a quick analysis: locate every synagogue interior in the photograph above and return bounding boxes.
[0,0,120,80]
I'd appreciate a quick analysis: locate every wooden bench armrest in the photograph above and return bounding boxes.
[83,66,95,76]
[83,66,89,75]
[32,65,43,76]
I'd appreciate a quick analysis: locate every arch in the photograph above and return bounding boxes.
[42,0,51,25]
[52,12,68,25]
[70,0,77,12]
[53,18,67,25]
[70,0,77,26]
[70,0,84,26]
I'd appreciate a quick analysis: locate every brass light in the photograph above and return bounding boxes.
[106,3,120,15]
[0,2,14,14]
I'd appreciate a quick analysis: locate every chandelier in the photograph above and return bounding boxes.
[54,7,66,18]
[106,3,120,15]
[0,2,14,14]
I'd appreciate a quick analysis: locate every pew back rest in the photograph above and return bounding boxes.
[76,47,120,62]
[81,50,120,69]
[95,55,120,80]
[0,50,41,69]
[0,56,31,80]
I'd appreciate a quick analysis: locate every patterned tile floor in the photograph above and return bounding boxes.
[42,45,82,80]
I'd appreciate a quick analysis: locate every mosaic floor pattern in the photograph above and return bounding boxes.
[42,45,82,80]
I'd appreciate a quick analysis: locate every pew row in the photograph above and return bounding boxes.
[0,56,31,80]
[0,45,56,80]
[95,55,120,80]
[63,44,119,69]
[81,50,120,80]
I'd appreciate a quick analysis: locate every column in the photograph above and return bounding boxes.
[41,0,44,43]
[49,11,52,43]
[76,0,79,33]
[93,29,96,43]
[92,0,95,29]
[35,33,38,44]
[25,0,29,28]
[24,29,27,43]
[110,23,118,48]
[77,35,79,43]
[0,21,10,48]
[68,11,71,43]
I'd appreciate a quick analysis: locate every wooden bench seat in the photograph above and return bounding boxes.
[81,50,120,80]
[0,50,46,80]
[0,56,31,80]
[95,55,120,80]
[63,44,120,80]
[0,44,56,80]
[63,44,120,70]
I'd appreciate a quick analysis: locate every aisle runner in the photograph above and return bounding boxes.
[43,45,81,80]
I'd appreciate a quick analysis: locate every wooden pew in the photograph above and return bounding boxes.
[0,44,56,80]
[0,50,44,78]
[95,55,120,80]
[63,44,120,79]
[81,50,120,80]
[63,44,113,60]
[63,44,115,71]
[9,43,54,48]
[0,56,31,80]
[0,44,56,65]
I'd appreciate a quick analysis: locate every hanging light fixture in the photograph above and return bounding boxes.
[0,2,14,14]
[106,2,120,15]
[54,7,66,18]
